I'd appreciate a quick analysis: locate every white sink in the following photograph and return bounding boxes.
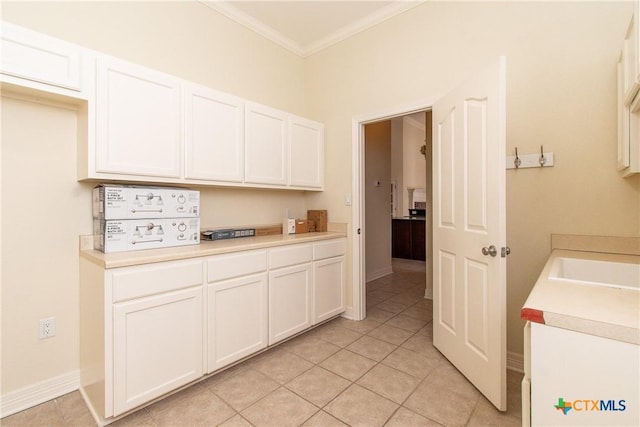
[549,257,640,291]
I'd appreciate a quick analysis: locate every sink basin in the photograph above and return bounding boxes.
[549,257,640,290]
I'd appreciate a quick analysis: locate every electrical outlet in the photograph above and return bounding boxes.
[39,317,56,339]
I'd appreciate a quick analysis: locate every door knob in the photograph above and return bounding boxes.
[482,245,498,257]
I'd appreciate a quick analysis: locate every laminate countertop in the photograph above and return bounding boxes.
[80,231,347,269]
[522,249,640,345]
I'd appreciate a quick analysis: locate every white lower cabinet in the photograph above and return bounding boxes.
[207,274,268,372]
[206,249,269,372]
[312,238,346,324]
[313,257,345,323]
[269,263,313,345]
[80,258,204,421]
[80,237,345,424]
[113,286,203,415]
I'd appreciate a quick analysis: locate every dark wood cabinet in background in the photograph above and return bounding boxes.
[392,218,426,261]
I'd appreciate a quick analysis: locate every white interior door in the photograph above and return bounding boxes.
[432,57,507,410]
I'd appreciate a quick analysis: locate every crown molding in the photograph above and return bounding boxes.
[303,1,424,57]
[200,0,306,56]
[200,1,425,58]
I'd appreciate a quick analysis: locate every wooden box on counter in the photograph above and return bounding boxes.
[307,210,327,232]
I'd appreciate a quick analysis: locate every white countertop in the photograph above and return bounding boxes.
[522,249,640,345]
[80,231,346,269]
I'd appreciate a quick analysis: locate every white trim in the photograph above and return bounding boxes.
[351,98,437,324]
[303,2,425,57]
[200,1,305,56]
[340,306,355,320]
[199,1,425,58]
[0,370,80,418]
[366,266,393,283]
[351,118,365,321]
[507,351,525,373]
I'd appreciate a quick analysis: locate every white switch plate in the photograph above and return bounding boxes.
[344,194,352,206]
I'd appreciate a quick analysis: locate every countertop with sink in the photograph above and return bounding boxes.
[522,235,640,345]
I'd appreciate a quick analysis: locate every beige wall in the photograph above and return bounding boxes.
[2,0,640,401]
[364,121,392,281]
[1,1,309,396]
[304,1,640,357]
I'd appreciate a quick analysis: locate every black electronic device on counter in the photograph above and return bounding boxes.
[202,228,256,241]
[409,209,426,217]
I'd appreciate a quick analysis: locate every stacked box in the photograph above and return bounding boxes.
[93,185,200,253]
[93,184,199,219]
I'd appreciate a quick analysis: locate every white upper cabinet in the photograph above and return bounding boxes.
[96,56,183,178]
[2,21,325,189]
[289,115,324,189]
[0,22,90,98]
[245,102,288,186]
[184,84,244,183]
[618,5,640,176]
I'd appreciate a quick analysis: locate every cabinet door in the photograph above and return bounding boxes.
[184,85,244,182]
[1,22,82,91]
[96,56,182,178]
[113,287,203,416]
[289,115,324,189]
[313,256,345,324]
[392,219,412,259]
[207,273,268,373]
[245,102,287,186]
[269,263,312,344]
[411,220,426,261]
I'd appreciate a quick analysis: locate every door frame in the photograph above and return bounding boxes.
[351,97,438,321]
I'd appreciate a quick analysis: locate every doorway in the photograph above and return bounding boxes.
[351,98,437,322]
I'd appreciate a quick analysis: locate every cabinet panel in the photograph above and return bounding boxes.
[411,220,426,261]
[207,250,267,283]
[1,22,82,91]
[269,264,312,344]
[289,115,324,189]
[269,243,313,269]
[313,256,345,324]
[96,56,182,178]
[111,259,203,303]
[245,103,287,185]
[392,219,426,261]
[313,238,346,260]
[184,85,244,182]
[113,287,203,416]
[207,273,268,372]
[392,219,412,259]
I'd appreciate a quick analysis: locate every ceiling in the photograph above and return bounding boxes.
[201,1,425,57]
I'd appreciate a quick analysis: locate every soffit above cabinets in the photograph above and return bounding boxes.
[200,0,425,57]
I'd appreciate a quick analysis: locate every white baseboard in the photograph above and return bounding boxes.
[0,370,80,418]
[366,266,393,283]
[507,351,524,373]
[341,306,354,320]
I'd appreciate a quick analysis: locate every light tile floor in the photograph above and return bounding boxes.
[3,259,523,426]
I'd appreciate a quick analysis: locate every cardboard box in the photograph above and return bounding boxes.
[295,219,309,234]
[94,218,200,253]
[93,184,199,220]
[307,210,327,232]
